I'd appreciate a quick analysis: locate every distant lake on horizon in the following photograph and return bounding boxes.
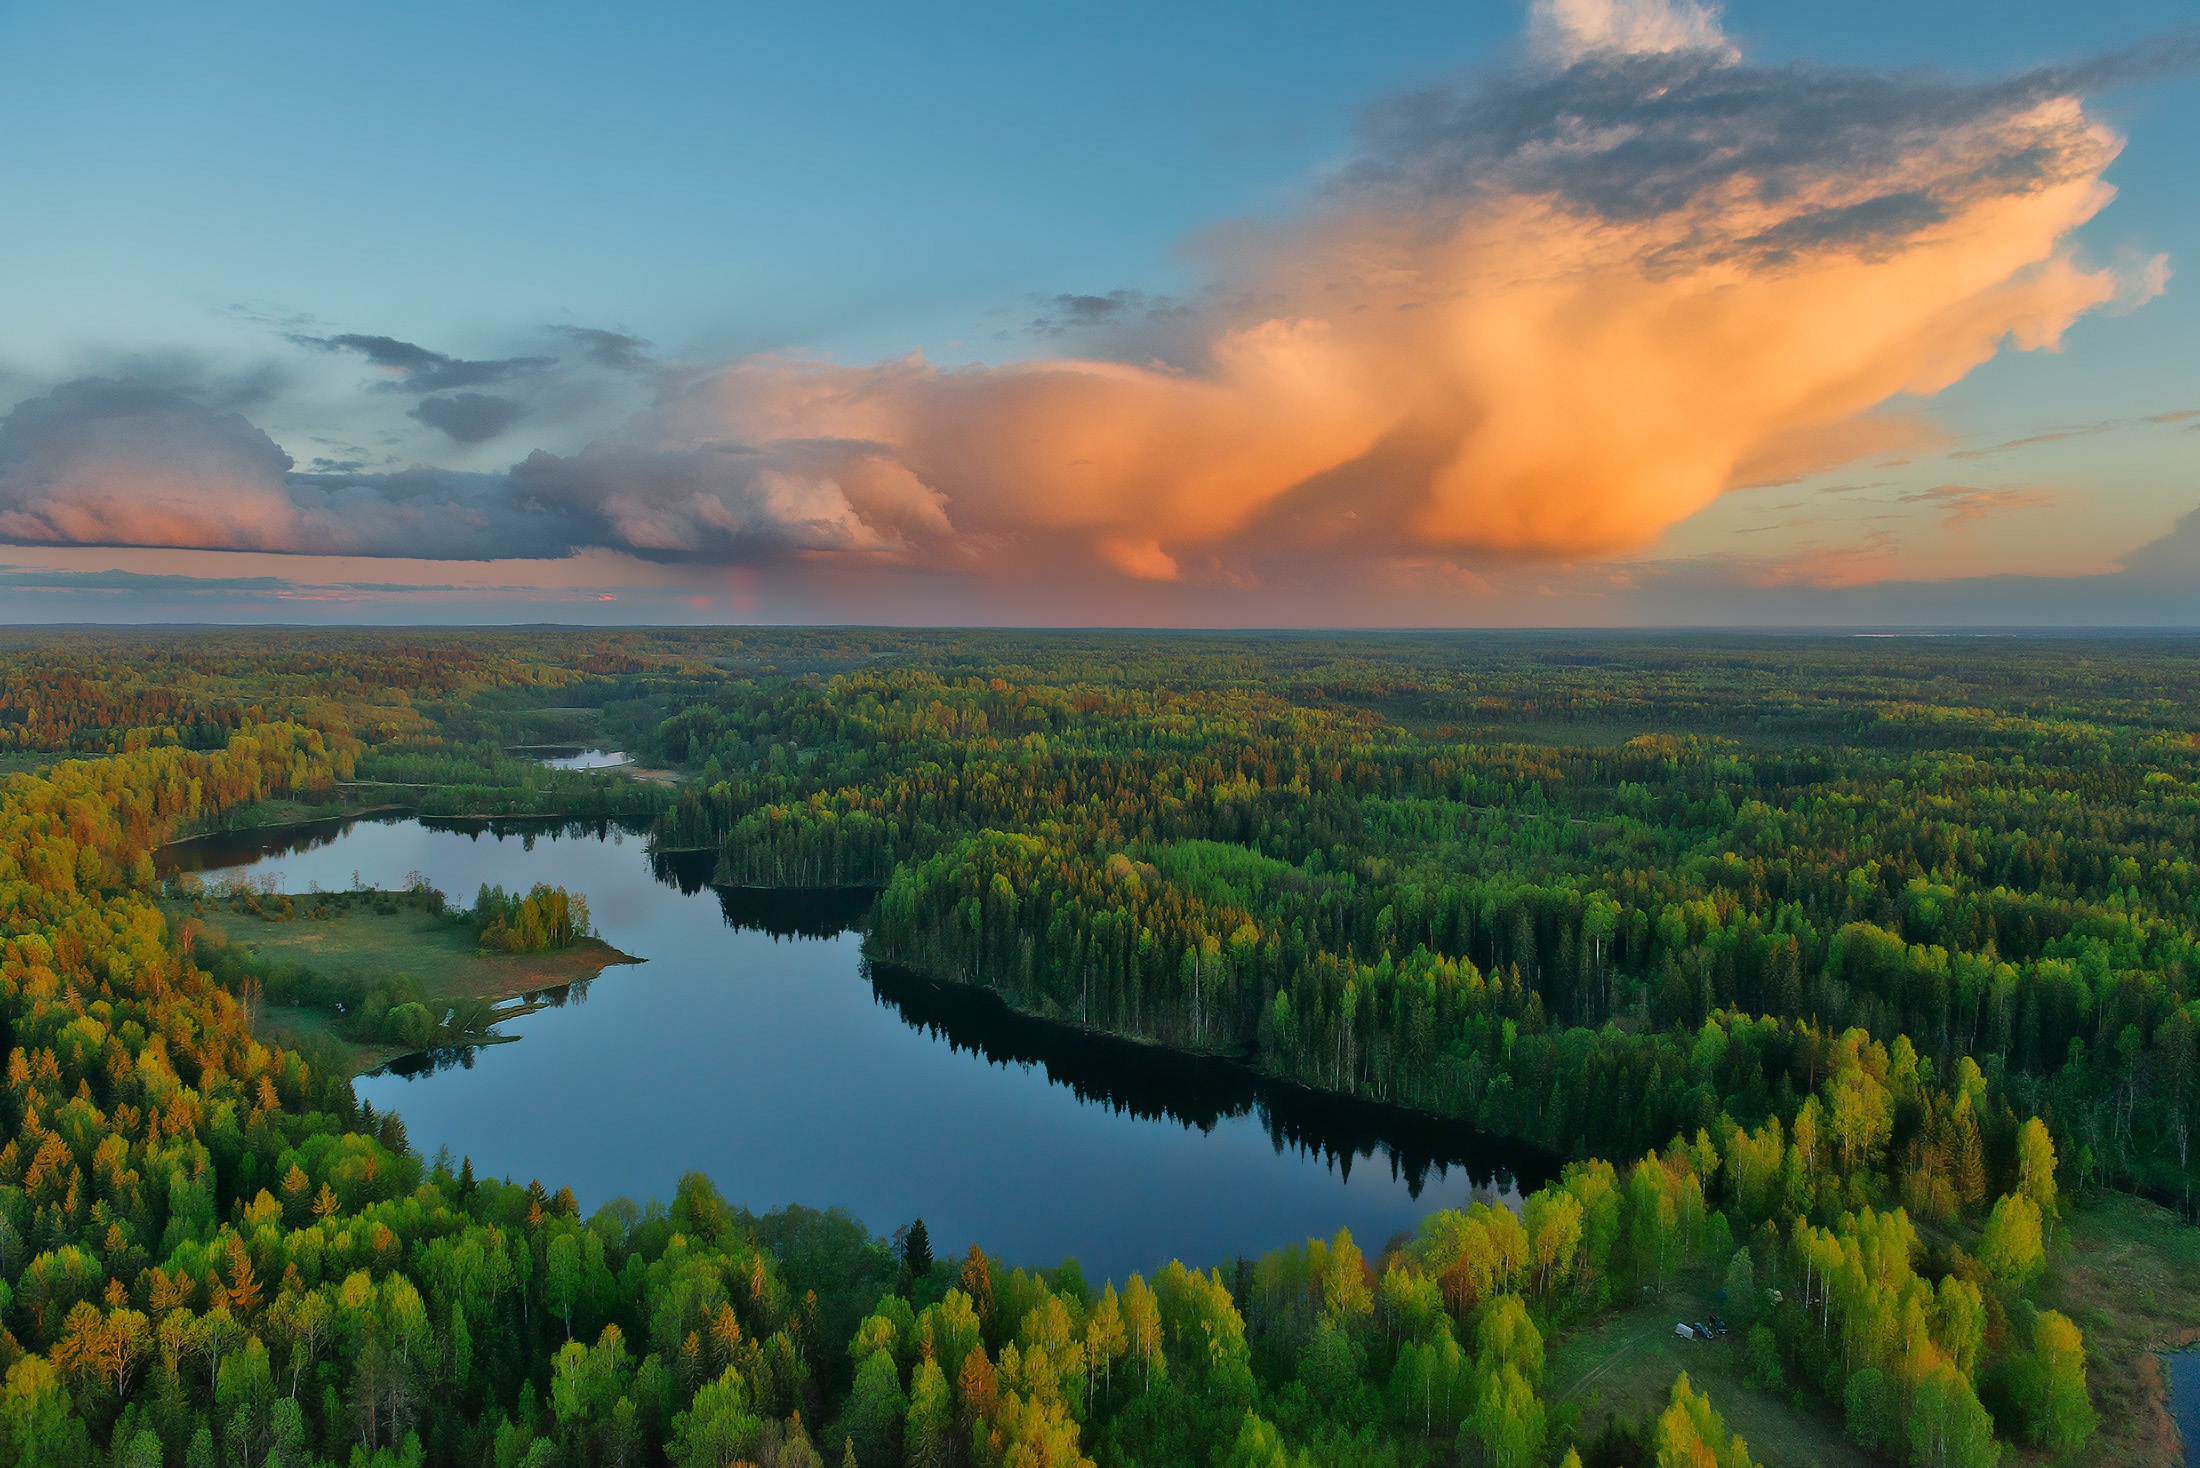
[161,815,1555,1282]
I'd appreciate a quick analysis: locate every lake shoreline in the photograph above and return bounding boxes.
[864,956,1563,1190]
[173,808,1559,1181]
[193,813,1566,1277]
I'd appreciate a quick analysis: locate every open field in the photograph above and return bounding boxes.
[2038,1193,2200,1468]
[1548,1271,1872,1468]
[1543,1197,2200,1468]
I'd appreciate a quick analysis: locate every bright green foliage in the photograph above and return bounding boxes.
[1908,1362,2000,1468]
[2010,1309,2098,1455]
[1471,1362,1544,1468]
[840,1349,905,1468]
[1843,1366,1893,1454]
[2016,1118,2059,1217]
[1978,1193,2045,1287]
[1221,1411,1290,1468]
[472,883,591,953]
[1655,1372,1755,1468]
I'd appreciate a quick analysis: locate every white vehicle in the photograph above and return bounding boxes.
[1674,1323,1696,1339]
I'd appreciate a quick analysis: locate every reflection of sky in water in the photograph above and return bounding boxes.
[533,749,631,770]
[179,818,1547,1280]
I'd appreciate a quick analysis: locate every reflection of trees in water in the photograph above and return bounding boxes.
[714,885,876,939]
[157,815,367,874]
[157,812,647,874]
[377,982,590,1080]
[864,961,1558,1201]
[379,1044,483,1079]
[649,848,879,937]
[649,848,717,895]
[424,816,639,849]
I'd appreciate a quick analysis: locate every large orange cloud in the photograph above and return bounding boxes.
[0,0,2164,594]
[575,10,2141,585]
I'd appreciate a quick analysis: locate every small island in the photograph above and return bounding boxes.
[165,875,639,1073]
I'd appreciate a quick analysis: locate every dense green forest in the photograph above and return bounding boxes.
[0,629,2193,1468]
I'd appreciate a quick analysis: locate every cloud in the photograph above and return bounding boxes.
[1899,483,2056,530]
[552,326,654,371]
[2118,504,2200,580]
[0,3,2169,593]
[1527,0,1736,68]
[1949,403,2198,458]
[0,378,562,558]
[292,333,554,392]
[0,378,305,552]
[506,431,950,561]
[1949,424,2116,459]
[578,8,2140,582]
[1025,291,1189,339]
[0,375,937,564]
[409,393,526,444]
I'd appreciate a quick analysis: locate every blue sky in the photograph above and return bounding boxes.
[0,1,2194,624]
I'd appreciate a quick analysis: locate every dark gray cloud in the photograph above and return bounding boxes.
[1025,290,1191,339]
[409,393,526,444]
[552,326,654,371]
[1335,36,2189,268]
[506,433,928,562]
[278,465,587,558]
[2118,504,2200,580]
[0,378,293,490]
[292,333,555,392]
[0,566,304,594]
[0,375,914,564]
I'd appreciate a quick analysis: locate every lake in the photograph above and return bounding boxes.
[2170,1350,2199,1468]
[161,815,1556,1282]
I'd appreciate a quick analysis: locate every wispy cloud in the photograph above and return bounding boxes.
[1949,405,2197,459]
[1900,483,2058,530]
[289,333,555,393]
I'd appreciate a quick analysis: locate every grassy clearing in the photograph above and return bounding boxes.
[1547,1272,1871,1468]
[246,1002,413,1075]
[2038,1192,2200,1468]
[170,890,638,1073]
[1544,1196,2200,1468]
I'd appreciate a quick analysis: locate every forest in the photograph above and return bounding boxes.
[0,628,2192,1468]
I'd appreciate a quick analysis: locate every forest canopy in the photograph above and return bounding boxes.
[0,628,2190,1468]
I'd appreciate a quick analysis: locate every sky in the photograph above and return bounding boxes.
[0,0,2195,626]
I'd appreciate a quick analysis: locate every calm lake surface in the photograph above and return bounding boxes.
[162,816,1555,1281]
[2169,1350,2199,1467]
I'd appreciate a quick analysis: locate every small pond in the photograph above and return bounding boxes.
[525,748,633,771]
[161,816,1556,1281]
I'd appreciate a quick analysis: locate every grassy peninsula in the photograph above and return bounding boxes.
[165,877,638,1074]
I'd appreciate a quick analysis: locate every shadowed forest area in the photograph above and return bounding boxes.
[0,629,2194,1468]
